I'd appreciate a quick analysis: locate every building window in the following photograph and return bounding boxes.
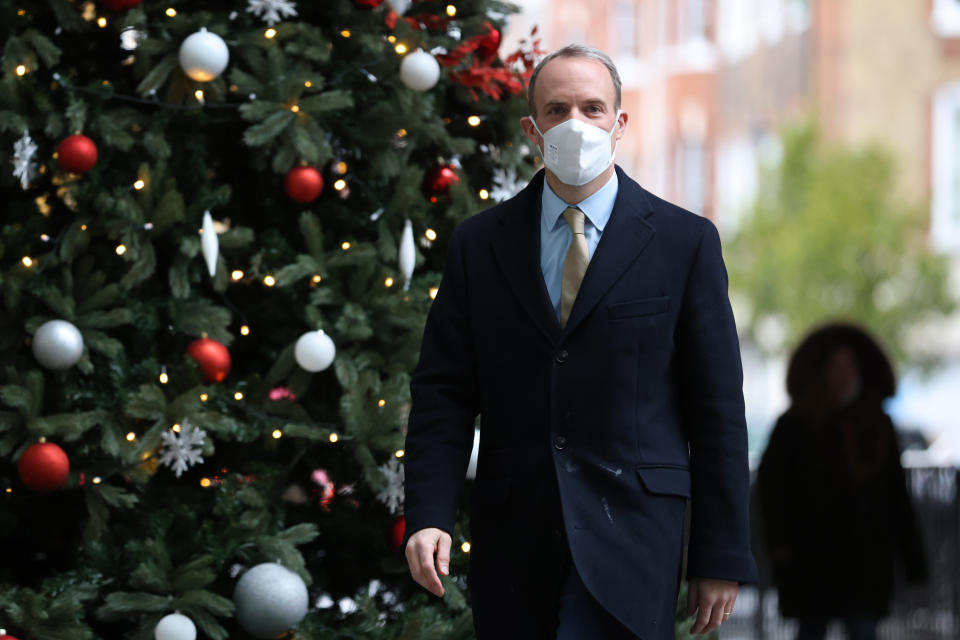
[932,82,960,251]
[932,0,960,37]
[615,0,637,56]
[682,0,708,41]
[677,139,706,214]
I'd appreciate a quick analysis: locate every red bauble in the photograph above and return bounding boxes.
[100,0,142,10]
[186,337,231,383]
[476,27,502,61]
[389,514,406,551]
[355,0,385,7]
[57,134,98,174]
[422,165,460,202]
[0,635,23,640]
[18,442,70,493]
[285,166,324,203]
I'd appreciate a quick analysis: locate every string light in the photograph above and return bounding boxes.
[159,368,169,384]
[240,325,251,336]
[165,7,177,17]
[479,189,490,200]
[430,287,439,299]
[397,128,407,137]
[272,429,283,439]
[385,277,394,287]
[92,477,102,484]
[21,256,33,268]
[115,244,127,255]
[335,161,348,174]
[97,16,107,28]
[133,179,145,190]
[461,541,471,553]
[387,35,397,43]
[40,234,50,242]
[395,449,405,458]
[312,275,322,284]
[264,28,277,38]
[17,8,25,15]
[425,228,438,241]
[126,432,137,442]
[340,29,351,38]
[194,89,205,104]
[172,423,181,433]
[200,393,208,402]
[304,80,312,87]
[200,477,212,488]
[446,4,458,17]
[5,487,13,493]
[378,399,386,407]
[81,224,87,231]
[334,179,347,191]
[290,104,300,112]
[231,269,244,280]
[467,115,481,126]
[341,241,351,250]
[234,391,244,400]
[263,275,276,286]
[329,432,339,443]
[395,43,408,55]
[15,65,27,76]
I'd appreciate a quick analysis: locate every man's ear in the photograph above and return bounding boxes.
[615,112,628,140]
[520,116,542,148]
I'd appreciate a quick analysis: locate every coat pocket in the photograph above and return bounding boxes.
[608,296,670,319]
[635,465,691,498]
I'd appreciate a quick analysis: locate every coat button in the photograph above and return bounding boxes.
[555,349,569,364]
[553,435,567,450]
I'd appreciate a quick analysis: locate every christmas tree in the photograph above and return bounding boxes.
[0,0,541,637]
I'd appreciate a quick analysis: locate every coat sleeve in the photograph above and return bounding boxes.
[402,224,480,544]
[676,217,759,583]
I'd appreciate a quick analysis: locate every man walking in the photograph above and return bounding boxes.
[403,45,757,639]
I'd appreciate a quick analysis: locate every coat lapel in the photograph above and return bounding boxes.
[561,166,656,337]
[490,171,562,346]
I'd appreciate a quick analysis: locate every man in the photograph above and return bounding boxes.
[403,44,757,639]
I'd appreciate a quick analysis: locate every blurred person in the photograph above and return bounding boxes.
[402,44,757,639]
[757,323,928,640]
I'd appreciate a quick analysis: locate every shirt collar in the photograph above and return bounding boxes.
[541,171,619,233]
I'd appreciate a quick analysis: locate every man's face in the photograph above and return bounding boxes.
[521,56,625,156]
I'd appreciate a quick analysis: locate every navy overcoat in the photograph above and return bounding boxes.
[404,166,758,639]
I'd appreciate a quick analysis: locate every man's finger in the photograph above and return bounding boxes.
[690,593,715,634]
[704,598,725,633]
[418,543,444,597]
[686,582,699,617]
[436,533,452,576]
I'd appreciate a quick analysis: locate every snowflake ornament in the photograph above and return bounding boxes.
[12,131,38,190]
[490,167,525,203]
[246,0,297,26]
[376,458,404,515]
[159,419,206,477]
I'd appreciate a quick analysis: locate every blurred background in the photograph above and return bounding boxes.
[502,1,960,638]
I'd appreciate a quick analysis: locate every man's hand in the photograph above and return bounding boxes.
[404,527,452,597]
[686,577,738,635]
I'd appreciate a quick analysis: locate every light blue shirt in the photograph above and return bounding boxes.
[539,172,619,321]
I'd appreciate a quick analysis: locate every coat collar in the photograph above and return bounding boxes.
[490,166,656,345]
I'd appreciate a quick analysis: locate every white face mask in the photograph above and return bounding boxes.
[530,111,620,186]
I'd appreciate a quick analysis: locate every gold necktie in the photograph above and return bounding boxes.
[560,207,589,327]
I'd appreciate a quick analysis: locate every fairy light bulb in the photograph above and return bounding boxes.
[341,242,351,250]
[312,275,322,284]
[265,28,277,39]
[272,429,283,439]
[425,228,437,241]
[430,287,439,299]
[340,29,351,38]
[21,256,33,267]
[385,277,394,287]
[231,269,244,280]
[115,244,127,255]
[378,399,386,407]
[172,423,181,433]
[395,449,405,458]
[446,5,457,17]
[165,7,177,17]
[200,393,208,402]
[126,432,136,442]
[329,432,339,443]
[479,189,490,200]
[200,477,212,488]
[461,541,471,553]
[15,65,27,76]
[133,179,145,190]
[194,89,205,104]
[97,16,107,28]
[263,275,276,286]
[467,115,481,126]
[334,179,346,191]
[159,369,169,384]
[395,43,408,55]
[240,325,250,336]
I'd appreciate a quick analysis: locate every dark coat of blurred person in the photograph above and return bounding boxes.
[756,324,928,640]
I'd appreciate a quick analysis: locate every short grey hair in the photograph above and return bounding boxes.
[527,44,622,117]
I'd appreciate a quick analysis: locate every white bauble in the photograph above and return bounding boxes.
[294,330,336,372]
[155,613,197,640]
[32,319,84,370]
[179,28,229,82]
[201,211,218,277]
[399,219,415,291]
[399,50,440,92]
[465,428,481,480]
[233,563,309,639]
[387,0,411,14]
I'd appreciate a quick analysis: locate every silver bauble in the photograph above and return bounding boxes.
[32,319,84,370]
[179,28,229,82]
[233,563,309,639]
[154,613,197,640]
[294,330,336,372]
[399,49,440,92]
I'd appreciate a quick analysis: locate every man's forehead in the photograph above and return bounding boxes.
[535,57,616,105]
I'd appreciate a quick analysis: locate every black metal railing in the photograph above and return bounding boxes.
[719,467,958,639]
